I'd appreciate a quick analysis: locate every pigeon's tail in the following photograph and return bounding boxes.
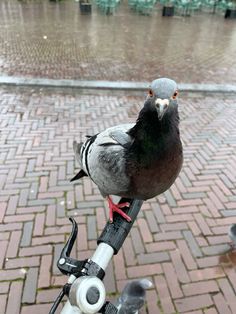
[70,169,87,182]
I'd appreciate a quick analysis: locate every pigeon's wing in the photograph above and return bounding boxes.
[81,124,134,197]
[105,129,133,148]
[95,125,134,148]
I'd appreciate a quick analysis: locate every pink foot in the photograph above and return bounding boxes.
[107,196,131,223]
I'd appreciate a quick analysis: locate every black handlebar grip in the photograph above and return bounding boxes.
[97,198,143,254]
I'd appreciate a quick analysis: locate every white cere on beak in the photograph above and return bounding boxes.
[155,98,170,107]
[155,98,170,119]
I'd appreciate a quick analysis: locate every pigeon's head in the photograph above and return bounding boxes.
[147,78,178,120]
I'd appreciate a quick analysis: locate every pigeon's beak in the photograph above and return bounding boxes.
[155,98,169,120]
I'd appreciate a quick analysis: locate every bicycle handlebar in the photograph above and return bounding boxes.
[50,198,143,314]
[98,198,143,254]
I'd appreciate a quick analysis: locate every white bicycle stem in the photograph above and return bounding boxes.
[61,243,114,314]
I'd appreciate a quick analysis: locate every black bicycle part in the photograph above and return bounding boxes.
[49,283,71,314]
[99,301,118,314]
[97,198,143,254]
[57,217,105,279]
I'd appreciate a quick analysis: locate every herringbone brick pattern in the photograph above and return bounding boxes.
[0,86,236,314]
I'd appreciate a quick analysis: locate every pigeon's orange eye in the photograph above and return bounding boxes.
[172,91,178,99]
[148,89,154,97]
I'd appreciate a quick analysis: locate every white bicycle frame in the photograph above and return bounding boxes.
[61,243,114,314]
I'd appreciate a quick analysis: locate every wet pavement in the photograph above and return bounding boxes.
[1,0,236,84]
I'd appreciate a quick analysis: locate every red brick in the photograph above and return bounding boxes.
[0,294,7,313]
[166,214,194,222]
[154,275,175,314]
[182,280,219,296]
[146,241,176,253]
[146,290,161,314]
[5,256,40,269]
[203,199,221,218]
[0,202,7,223]
[197,256,220,268]
[189,267,225,282]
[218,278,236,313]
[170,249,190,283]
[213,293,232,314]
[21,303,59,314]
[17,206,45,214]
[39,176,48,192]
[0,241,8,268]
[122,237,137,266]
[194,213,212,235]
[114,250,126,280]
[204,308,218,314]
[33,212,45,236]
[137,218,153,243]
[215,179,232,196]
[19,245,52,257]
[45,204,56,226]
[127,264,162,278]
[187,221,201,236]
[173,205,199,214]
[32,234,64,245]
[207,191,224,210]
[6,230,21,258]
[0,281,10,293]
[178,199,203,207]
[37,288,62,303]
[0,269,26,281]
[175,294,213,313]
[177,239,197,270]
[6,195,19,215]
[77,224,88,251]
[5,281,23,314]
[4,214,34,223]
[163,263,183,298]
[0,222,22,231]
[96,207,107,231]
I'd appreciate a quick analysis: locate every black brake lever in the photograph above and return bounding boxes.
[57,217,84,276]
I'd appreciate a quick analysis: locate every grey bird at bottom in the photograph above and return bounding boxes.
[71,78,183,222]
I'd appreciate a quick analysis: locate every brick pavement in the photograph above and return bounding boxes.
[1,1,236,84]
[0,86,236,313]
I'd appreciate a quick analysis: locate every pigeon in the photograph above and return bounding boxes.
[228,224,236,249]
[116,279,152,313]
[71,78,183,222]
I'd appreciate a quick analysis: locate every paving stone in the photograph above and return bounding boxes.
[175,294,213,313]
[20,221,33,247]
[87,215,97,240]
[137,252,170,264]
[183,230,203,258]
[22,267,39,304]
[5,281,23,314]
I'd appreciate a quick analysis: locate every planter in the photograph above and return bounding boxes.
[162,6,174,16]
[225,8,236,18]
[80,2,92,14]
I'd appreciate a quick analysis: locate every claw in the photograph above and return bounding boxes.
[107,197,131,223]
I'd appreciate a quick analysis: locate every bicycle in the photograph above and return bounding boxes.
[49,198,152,314]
